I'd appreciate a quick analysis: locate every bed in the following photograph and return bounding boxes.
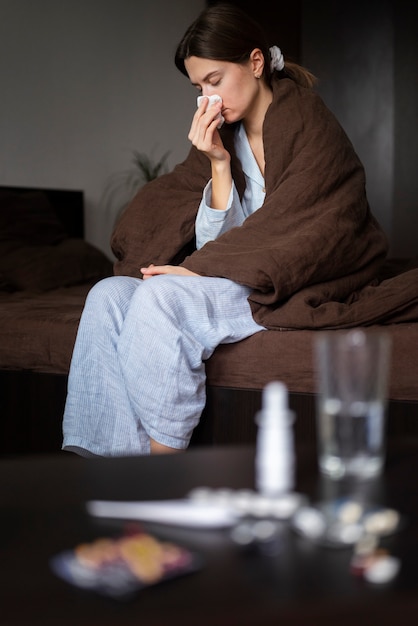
[0,186,113,454]
[1,185,417,455]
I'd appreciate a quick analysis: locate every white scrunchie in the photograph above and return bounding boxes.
[270,46,285,72]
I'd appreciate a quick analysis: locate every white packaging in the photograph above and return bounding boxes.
[255,381,295,495]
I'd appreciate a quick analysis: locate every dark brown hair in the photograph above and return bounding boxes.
[175,3,316,88]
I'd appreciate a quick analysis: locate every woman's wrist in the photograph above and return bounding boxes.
[211,155,231,176]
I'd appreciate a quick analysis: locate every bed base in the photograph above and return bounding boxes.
[1,370,417,456]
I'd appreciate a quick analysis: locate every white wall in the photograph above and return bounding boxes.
[0,0,205,257]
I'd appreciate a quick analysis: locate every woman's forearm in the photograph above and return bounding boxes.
[210,160,233,210]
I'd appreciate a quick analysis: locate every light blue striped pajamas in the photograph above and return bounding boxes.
[62,123,266,456]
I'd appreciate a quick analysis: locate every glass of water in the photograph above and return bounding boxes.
[315,329,391,480]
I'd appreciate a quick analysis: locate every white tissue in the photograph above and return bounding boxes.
[197,94,224,128]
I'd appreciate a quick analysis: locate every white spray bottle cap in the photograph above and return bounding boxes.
[256,381,291,426]
[263,381,287,416]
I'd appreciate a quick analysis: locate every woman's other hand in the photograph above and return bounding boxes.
[141,264,200,280]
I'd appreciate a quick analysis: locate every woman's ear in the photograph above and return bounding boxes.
[250,48,265,78]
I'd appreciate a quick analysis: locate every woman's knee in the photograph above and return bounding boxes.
[134,275,193,317]
[85,276,141,309]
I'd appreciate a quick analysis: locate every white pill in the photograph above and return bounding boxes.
[364,556,401,584]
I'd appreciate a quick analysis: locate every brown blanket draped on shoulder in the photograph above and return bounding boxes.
[111,79,418,330]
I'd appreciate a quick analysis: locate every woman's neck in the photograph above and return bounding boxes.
[243,83,273,141]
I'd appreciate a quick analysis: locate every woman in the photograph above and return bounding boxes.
[62,4,388,457]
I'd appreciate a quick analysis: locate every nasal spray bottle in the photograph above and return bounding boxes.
[255,381,295,495]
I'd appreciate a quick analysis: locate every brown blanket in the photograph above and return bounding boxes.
[112,78,418,329]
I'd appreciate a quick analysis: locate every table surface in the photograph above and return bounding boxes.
[1,439,418,626]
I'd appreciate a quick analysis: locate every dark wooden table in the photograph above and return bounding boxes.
[1,439,417,625]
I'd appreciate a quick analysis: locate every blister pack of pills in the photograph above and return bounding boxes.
[50,529,201,599]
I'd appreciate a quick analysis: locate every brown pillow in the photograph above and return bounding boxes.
[0,190,67,245]
[0,238,113,292]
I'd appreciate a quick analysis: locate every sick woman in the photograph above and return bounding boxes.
[62,4,387,457]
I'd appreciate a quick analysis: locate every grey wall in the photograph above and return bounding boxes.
[0,0,205,256]
[302,0,418,257]
[392,1,418,256]
[1,0,417,258]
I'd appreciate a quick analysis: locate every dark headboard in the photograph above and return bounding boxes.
[0,185,84,238]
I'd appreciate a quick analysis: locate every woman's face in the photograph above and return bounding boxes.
[184,55,263,125]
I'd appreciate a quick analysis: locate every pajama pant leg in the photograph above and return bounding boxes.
[62,274,264,457]
[62,276,150,456]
